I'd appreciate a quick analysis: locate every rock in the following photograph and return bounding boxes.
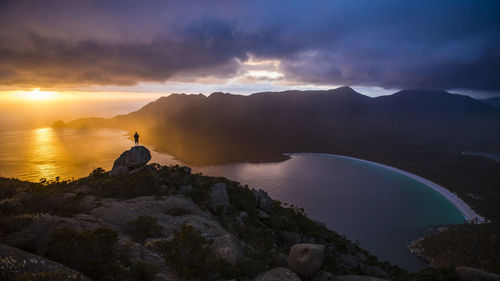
[80,195,98,210]
[283,231,302,245]
[62,192,76,200]
[236,211,249,225]
[364,265,389,278]
[258,210,271,219]
[288,244,325,278]
[355,252,368,263]
[255,189,274,213]
[27,195,229,254]
[209,183,229,212]
[0,243,91,280]
[111,146,151,176]
[252,267,302,281]
[210,234,244,265]
[311,271,335,281]
[117,239,165,265]
[333,275,389,281]
[159,185,169,193]
[178,185,193,195]
[90,195,228,239]
[455,267,500,281]
[110,165,129,176]
[74,186,92,194]
[339,254,358,268]
[13,191,30,201]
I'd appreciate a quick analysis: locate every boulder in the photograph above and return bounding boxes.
[210,234,244,265]
[255,189,274,213]
[288,244,325,278]
[209,183,229,212]
[258,210,271,219]
[339,254,358,269]
[252,267,302,281]
[111,146,151,176]
[455,267,500,281]
[0,243,91,280]
[178,185,193,196]
[110,165,129,176]
[364,265,389,279]
[311,271,335,281]
[333,276,389,281]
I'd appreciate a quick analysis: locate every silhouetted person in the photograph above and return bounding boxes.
[134,132,139,146]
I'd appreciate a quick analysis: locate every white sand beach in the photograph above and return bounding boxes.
[289,153,486,223]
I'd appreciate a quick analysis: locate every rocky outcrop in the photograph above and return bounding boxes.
[252,267,302,281]
[210,234,244,265]
[209,183,230,212]
[110,146,151,176]
[0,244,91,281]
[455,267,500,281]
[311,271,335,281]
[332,275,389,281]
[28,195,228,255]
[254,189,274,213]
[288,244,325,278]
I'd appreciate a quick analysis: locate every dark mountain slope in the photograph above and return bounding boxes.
[130,88,500,164]
[482,97,500,109]
[66,87,500,165]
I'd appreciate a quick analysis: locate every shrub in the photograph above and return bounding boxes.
[45,227,126,281]
[130,261,160,281]
[125,216,164,243]
[3,213,36,233]
[0,198,24,216]
[159,224,226,281]
[89,167,107,179]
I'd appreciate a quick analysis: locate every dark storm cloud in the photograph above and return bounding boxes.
[1,0,499,92]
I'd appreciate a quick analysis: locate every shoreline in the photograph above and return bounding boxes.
[287,152,486,223]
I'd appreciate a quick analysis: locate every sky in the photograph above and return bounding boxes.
[0,0,499,99]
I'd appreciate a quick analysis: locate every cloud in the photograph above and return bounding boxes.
[0,0,499,93]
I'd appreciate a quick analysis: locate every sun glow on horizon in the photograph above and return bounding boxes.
[9,88,60,102]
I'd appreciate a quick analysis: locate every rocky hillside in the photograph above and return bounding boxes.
[0,147,497,281]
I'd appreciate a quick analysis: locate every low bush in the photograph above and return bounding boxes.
[125,216,164,243]
[157,224,229,281]
[45,227,127,281]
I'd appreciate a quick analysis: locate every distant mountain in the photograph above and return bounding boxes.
[66,87,500,165]
[482,97,500,109]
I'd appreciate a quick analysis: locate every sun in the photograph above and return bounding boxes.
[14,88,60,101]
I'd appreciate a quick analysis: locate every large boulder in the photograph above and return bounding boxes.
[0,243,91,280]
[333,276,389,281]
[210,234,244,265]
[254,189,274,213]
[252,267,302,281]
[110,146,151,176]
[288,244,325,278]
[311,271,335,281]
[209,183,230,212]
[455,267,500,281]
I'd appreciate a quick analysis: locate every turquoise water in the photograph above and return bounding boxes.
[191,153,466,271]
[0,128,466,271]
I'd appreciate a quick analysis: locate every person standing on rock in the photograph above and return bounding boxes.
[134,131,139,146]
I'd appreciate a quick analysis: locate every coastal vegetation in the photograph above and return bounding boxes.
[0,162,477,280]
[417,223,500,273]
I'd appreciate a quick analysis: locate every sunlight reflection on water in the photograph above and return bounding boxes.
[0,127,136,182]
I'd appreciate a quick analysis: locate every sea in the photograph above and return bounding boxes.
[0,127,466,271]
